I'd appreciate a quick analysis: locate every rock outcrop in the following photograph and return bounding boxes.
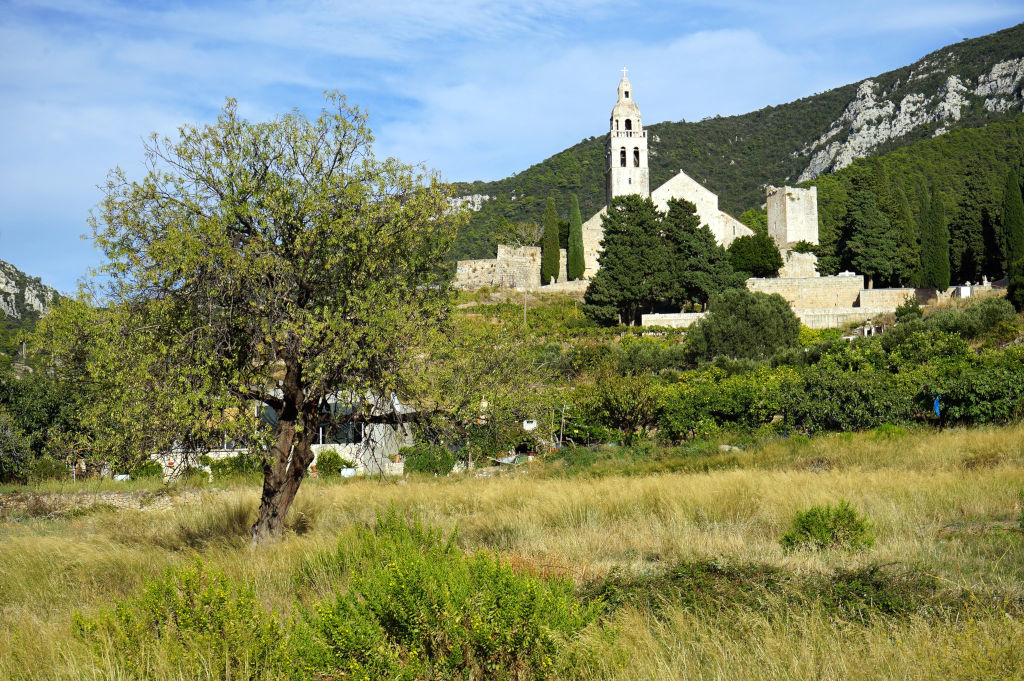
[0,260,58,320]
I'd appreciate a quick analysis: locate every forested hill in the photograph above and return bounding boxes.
[450,21,1024,261]
[0,260,59,363]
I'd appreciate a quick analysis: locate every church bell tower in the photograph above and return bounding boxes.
[606,68,649,203]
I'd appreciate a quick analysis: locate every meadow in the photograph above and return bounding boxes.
[1,424,1022,680]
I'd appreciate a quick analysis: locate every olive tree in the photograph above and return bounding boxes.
[57,94,462,542]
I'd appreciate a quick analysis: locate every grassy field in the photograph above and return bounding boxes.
[1,424,1023,680]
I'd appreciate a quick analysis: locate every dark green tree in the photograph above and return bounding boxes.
[583,195,663,325]
[658,199,744,308]
[891,184,921,286]
[1008,258,1024,312]
[541,197,560,284]
[738,207,767,234]
[686,289,800,361]
[844,189,897,288]
[920,190,951,290]
[1002,167,1024,273]
[727,232,783,278]
[567,194,585,281]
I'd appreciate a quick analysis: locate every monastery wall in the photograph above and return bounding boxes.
[641,312,706,328]
[453,246,542,290]
[718,212,755,248]
[778,251,819,278]
[859,288,916,308]
[581,209,606,278]
[747,274,864,309]
[650,170,720,239]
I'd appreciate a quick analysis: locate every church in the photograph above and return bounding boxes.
[454,70,819,291]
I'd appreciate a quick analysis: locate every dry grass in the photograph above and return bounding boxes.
[1,424,1022,679]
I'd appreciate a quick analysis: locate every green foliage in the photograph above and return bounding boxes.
[568,194,585,280]
[401,443,456,476]
[738,207,767,234]
[920,190,951,289]
[314,449,353,478]
[924,297,1018,339]
[1009,258,1024,312]
[29,455,67,483]
[129,459,165,479]
[791,240,816,254]
[0,409,31,483]
[727,232,783,277]
[541,197,560,284]
[294,510,598,680]
[205,453,262,479]
[585,197,742,325]
[780,501,875,552]
[894,296,923,322]
[845,188,897,287]
[73,563,290,680]
[687,289,800,362]
[577,372,662,443]
[1002,167,1024,269]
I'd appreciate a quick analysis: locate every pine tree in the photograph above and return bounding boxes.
[845,189,897,288]
[920,190,951,290]
[583,195,663,325]
[660,199,744,308]
[727,232,783,278]
[567,194,585,280]
[1002,167,1024,274]
[540,197,560,285]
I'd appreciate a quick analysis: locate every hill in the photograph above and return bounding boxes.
[451,22,1024,260]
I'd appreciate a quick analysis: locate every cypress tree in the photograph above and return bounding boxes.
[567,194,585,280]
[920,190,951,290]
[540,197,560,285]
[1001,167,1024,273]
[845,188,897,288]
[891,184,921,286]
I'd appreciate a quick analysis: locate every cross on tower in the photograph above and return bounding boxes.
[621,67,628,77]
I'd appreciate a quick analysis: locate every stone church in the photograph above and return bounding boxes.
[455,70,817,290]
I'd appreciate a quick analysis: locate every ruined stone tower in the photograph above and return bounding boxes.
[606,69,649,202]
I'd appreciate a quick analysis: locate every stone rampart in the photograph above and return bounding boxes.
[454,246,542,290]
[778,250,819,278]
[767,185,819,247]
[796,308,893,330]
[747,275,864,309]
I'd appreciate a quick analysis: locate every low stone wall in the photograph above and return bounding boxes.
[454,259,499,290]
[641,312,707,328]
[796,308,893,330]
[542,280,589,295]
[454,245,542,290]
[858,288,915,308]
[747,275,864,309]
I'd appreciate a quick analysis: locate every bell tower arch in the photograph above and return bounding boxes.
[606,68,649,202]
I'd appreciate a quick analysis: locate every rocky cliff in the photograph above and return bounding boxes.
[0,260,58,321]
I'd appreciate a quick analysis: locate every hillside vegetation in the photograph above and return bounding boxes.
[451,22,1024,260]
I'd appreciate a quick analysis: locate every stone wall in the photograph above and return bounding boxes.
[796,308,893,330]
[747,274,864,309]
[650,170,722,242]
[581,209,606,278]
[454,246,542,290]
[641,312,707,328]
[778,250,819,278]
[767,185,818,247]
[858,287,915,308]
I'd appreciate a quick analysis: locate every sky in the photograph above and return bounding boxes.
[2,0,1023,292]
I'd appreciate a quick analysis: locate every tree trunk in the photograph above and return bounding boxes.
[251,364,316,543]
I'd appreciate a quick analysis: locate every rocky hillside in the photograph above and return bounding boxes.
[451,22,1024,260]
[0,260,57,321]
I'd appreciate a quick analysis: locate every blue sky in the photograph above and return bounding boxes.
[2,0,1023,292]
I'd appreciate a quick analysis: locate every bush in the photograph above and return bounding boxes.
[780,501,874,552]
[791,240,816,254]
[402,443,456,476]
[0,410,31,483]
[315,449,354,478]
[29,455,68,482]
[129,459,165,479]
[687,289,800,362]
[207,453,261,479]
[294,510,598,680]
[73,564,291,679]
[894,296,922,322]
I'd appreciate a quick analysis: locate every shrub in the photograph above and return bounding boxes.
[315,449,354,478]
[72,563,291,679]
[0,410,31,483]
[294,510,598,680]
[780,501,874,552]
[578,372,662,443]
[402,443,456,476]
[29,455,68,482]
[894,296,923,322]
[129,459,164,479]
[207,453,261,479]
[791,240,816,254]
[687,289,800,361]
